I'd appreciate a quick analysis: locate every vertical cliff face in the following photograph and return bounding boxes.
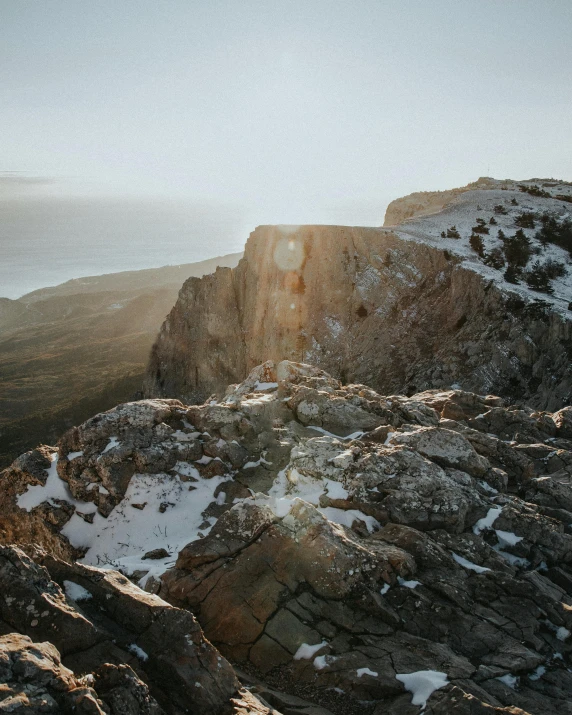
[145,180,572,410]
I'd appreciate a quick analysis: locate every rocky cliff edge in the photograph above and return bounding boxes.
[144,178,572,411]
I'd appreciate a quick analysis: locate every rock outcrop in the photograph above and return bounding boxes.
[4,360,572,713]
[144,179,572,411]
[0,544,239,713]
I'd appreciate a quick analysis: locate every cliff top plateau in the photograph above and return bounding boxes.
[145,178,572,412]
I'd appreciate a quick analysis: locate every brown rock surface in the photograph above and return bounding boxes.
[4,360,572,713]
[0,545,239,714]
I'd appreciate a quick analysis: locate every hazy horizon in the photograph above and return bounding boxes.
[1,1,571,297]
[2,0,571,222]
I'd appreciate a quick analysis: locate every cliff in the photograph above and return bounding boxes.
[145,179,572,411]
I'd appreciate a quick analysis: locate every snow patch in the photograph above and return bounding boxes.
[529,665,546,681]
[307,425,365,440]
[495,529,523,547]
[473,506,502,535]
[496,673,518,689]
[63,581,92,602]
[396,670,449,708]
[254,381,278,391]
[451,552,491,573]
[17,454,96,514]
[356,667,378,678]
[101,437,120,454]
[293,641,328,660]
[61,470,230,587]
[128,644,149,662]
[398,577,421,589]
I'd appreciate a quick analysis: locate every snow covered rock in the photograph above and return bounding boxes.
[4,360,572,713]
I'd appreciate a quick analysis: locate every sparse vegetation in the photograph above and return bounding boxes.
[440,225,461,239]
[514,211,536,229]
[536,213,572,254]
[503,264,521,284]
[483,247,505,270]
[494,204,508,215]
[516,259,566,295]
[542,258,567,279]
[519,184,550,198]
[469,233,485,257]
[522,299,552,319]
[510,198,519,205]
[489,216,497,225]
[525,261,555,294]
[502,228,532,269]
[471,218,489,235]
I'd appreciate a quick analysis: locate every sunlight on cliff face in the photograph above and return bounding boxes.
[274,234,304,271]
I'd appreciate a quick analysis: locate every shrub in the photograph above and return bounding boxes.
[497,229,507,241]
[515,211,536,229]
[510,198,519,205]
[503,229,532,268]
[489,216,497,225]
[472,218,489,234]
[535,213,572,253]
[504,264,521,284]
[556,194,572,204]
[542,258,566,279]
[469,233,485,257]
[519,184,550,198]
[443,225,460,238]
[522,300,552,319]
[525,261,554,294]
[484,247,505,270]
[494,204,508,215]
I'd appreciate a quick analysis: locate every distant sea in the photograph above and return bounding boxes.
[0,196,250,299]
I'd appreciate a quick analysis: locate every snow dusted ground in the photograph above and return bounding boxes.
[390,179,572,316]
[18,450,232,587]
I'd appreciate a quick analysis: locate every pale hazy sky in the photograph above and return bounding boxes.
[1,0,571,225]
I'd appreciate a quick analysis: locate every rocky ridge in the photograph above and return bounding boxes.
[145,178,572,411]
[3,360,572,713]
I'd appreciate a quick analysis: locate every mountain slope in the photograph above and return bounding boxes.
[0,253,242,467]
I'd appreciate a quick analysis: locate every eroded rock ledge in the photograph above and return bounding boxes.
[3,360,572,713]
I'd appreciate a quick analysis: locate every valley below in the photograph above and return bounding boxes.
[0,253,241,467]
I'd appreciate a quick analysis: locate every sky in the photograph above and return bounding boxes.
[1,0,571,226]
